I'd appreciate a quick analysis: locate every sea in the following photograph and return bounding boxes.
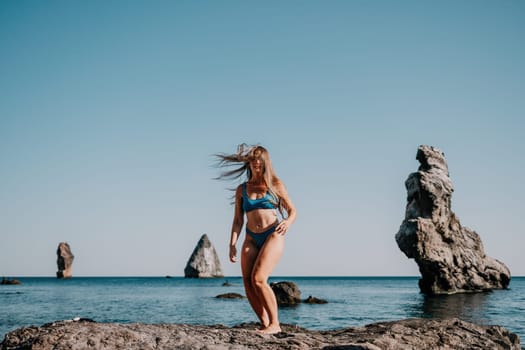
[1,276,524,343]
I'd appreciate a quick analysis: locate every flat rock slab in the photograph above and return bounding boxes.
[2,318,520,350]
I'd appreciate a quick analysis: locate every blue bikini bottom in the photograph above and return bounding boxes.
[246,224,277,248]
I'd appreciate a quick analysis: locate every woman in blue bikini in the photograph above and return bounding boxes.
[215,144,297,334]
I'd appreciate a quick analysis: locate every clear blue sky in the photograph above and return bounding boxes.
[1,1,524,277]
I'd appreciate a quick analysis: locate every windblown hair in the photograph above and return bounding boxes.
[215,144,284,213]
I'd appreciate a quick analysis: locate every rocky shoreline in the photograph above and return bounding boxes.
[2,317,521,350]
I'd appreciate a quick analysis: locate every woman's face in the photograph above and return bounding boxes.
[249,155,264,174]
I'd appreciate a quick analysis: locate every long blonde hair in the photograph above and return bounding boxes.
[215,144,283,212]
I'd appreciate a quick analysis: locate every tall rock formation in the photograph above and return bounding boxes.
[56,242,74,279]
[184,234,224,278]
[395,145,511,294]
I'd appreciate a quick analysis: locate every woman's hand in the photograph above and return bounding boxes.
[229,245,237,263]
[275,220,289,235]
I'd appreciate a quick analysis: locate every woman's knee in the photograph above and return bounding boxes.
[252,271,267,288]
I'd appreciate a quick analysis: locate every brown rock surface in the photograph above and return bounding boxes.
[56,242,74,279]
[1,318,520,350]
[396,145,511,294]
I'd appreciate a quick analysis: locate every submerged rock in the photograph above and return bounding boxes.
[184,234,224,278]
[1,318,520,349]
[395,145,511,294]
[56,242,74,279]
[303,295,328,304]
[216,292,245,299]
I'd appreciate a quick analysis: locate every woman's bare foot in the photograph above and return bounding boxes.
[257,324,281,334]
[257,318,269,330]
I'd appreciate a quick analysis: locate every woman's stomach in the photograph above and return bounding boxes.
[246,209,278,233]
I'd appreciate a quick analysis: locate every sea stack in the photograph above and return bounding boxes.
[395,145,511,295]
[184,234,224,278]
[56,242,74,279]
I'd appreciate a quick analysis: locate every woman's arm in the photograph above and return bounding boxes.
[275,181,297,235]
[229,185,244,262]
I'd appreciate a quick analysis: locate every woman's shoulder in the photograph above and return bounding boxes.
[272,176,284,186]
[271,178,287,191]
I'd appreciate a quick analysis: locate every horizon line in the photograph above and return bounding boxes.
[4,274,422,278]
[4,275,525,279]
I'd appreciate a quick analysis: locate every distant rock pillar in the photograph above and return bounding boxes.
[395,145,511,294]
[56,242,74,279]
[184,234,224,278]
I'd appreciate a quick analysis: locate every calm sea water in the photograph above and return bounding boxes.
[1,276,524,342]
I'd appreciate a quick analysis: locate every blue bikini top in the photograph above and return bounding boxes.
[242,182,277,212]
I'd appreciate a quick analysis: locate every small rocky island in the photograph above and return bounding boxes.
[56,242,74,279]
[1,277,21,285]
[271,281,328,305]
[184,234,224,278]
[1,318,520,349]
[396,145,511,294]
[217,281,328,305]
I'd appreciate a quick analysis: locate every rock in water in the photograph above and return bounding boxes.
[1,277,21,285]
[303,295,328,304]
[56,242,74,279]
[396,145,511,294]
[215,293,245,299]
[184,234,224,278]
[271,281,302,305]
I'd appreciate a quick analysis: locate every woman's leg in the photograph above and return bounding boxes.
[241,238,269,327]
[252,233,285,334]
